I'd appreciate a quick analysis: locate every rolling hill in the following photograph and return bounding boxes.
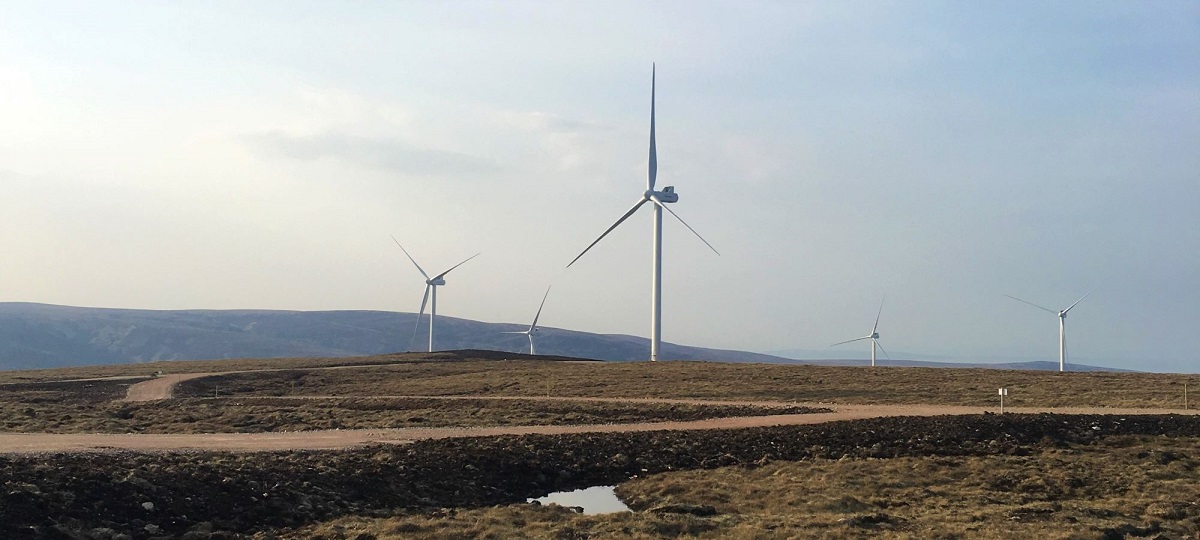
[0,303,1127,371]
[0,303,790,370]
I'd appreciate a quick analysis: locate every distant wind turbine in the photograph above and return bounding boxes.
[567,64,720,362]
[831,298,889,367]
[502,286,552,355]
[392,236,479,353]
[1004,288,1094,372]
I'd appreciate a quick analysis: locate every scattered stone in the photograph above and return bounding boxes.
[841,512,903,528]
[89,528,118,540]
[1099,522,1163,539]
[650,503,717,516]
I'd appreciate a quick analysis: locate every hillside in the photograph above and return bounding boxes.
[0,303,1131,372]
[0,303,789,370]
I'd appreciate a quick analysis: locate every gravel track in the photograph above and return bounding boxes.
[0,366,1189,454]
[4,402,1193,454]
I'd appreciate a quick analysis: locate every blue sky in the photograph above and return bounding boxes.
[1,1,1197,371]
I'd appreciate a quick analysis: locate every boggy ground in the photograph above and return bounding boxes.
[292,435,1199,539]
[0,391,823,434]
[6,352,1195,409]
[0,351,583,385]
[173,357,1198,409]
[3,413,1199,539]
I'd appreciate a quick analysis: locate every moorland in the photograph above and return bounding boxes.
[1,350,1197,539]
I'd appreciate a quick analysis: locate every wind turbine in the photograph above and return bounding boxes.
[391,236,479,353]
[502,286,552,355]
[831,298,889,367]
[567,64,720,362]
[1004,289,1093,372]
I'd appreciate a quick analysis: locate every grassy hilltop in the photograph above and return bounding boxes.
[1,353,1197,539]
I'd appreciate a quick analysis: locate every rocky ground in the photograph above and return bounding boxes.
[3,413,1199,539]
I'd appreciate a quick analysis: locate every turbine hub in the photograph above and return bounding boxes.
[871,332,880,339]
[645,187,679,203]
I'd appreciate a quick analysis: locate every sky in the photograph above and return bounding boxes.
[1,1,1198,372]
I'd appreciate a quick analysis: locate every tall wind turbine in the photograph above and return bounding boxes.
[392,236,479,353]
[1005,289,1093,372]
[831,298,889,367]
[567,64,720,362]
[502,286,552,355]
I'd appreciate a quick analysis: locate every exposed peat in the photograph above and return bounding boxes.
[2,413,1198,539]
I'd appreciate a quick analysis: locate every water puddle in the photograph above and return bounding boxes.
[529,485,631,515]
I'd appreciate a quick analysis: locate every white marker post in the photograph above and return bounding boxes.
[999,388,1008,414]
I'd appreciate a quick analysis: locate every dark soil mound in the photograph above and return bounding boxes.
[2,413,1197,539]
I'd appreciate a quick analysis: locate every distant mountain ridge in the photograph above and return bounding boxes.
[0,302,789,370]
[0,303,1128,372]
[766,348,1132,372]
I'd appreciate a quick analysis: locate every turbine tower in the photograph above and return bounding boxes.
[567,64,720,362]
[502,286,552,355]
[392,236,479,353]
[831,298,889,367]
[1005,289,1093,372]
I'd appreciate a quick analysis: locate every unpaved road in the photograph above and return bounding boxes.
[123,373,215,401]
[4,403,1193,454]
[0,368,1191,454]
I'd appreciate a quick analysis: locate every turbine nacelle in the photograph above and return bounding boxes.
[644,186,678,203]
[870,332,880,339]
[427,277,446,286]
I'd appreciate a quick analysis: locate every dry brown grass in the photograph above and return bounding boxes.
[0,351,475,384]
[4,353,1197,539]
[4,355,1195,437]
[613,435,1200,539]
[177,358,1198,409]
[4,350,1195,409]
[275,436,1200,540]
[0,393,819,434]
[272,505,724,540]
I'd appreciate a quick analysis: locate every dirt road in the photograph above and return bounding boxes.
[122,373,215,401]
[0,367,1189,454]
[4,402,1193,454]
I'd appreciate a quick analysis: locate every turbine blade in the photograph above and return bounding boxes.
[408,285,430,352]
[529,285,552,332]
[830,336,871,347]
[648,63,657,191]
[874,338,891,360]
[1003,294,1057,314]
[1063,286,1096,314]
[527,333,535,355]
[649,195,720,256]
[391,236,430,280]
[434,252,481,280]
[872,296,885,334]
[567,198,649,268]
[500,331,528,334]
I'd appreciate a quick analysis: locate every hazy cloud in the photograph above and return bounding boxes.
[247,131,502,177]
[2,2,1197,372]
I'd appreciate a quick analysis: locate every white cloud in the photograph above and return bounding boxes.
[247,131,502,177]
